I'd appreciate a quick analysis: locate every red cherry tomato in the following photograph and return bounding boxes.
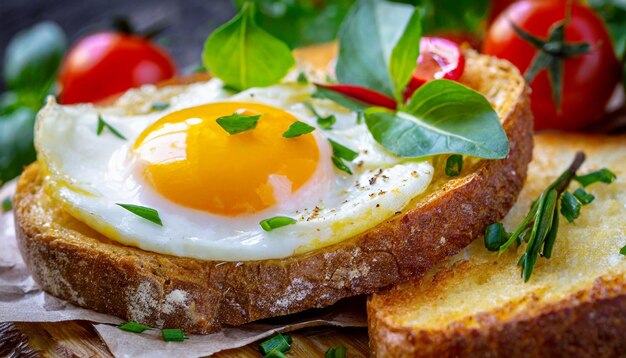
[318,84,397,110]
[58,32,176,104]
[405,37,466,99]
[483,1,621,130]
[489,0,519,24]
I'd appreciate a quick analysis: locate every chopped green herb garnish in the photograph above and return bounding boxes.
[332,156,353,175]
[97,115,126,140]
[325,344,347,358]
[573,187,595,205]
[118,321,152,333]
[2,197,12,212]
[560,191,581,223]
[488,152,616,282]
[151,102,170,111]
[303,101,336,130]
[620,245,626,256]
[297,72,308,84]
[328,139,358,161]
[445,155,463,177]
[162,329,188,342]
[282,121,315,138]
[216,113,260,135]
[116,204,163,226]
[484,222,508,252]
[575,168,617,187]
[259,334,292,356]
[356,111,363,124]
[260,216,297,231]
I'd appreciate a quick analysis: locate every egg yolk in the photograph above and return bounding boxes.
[134,102,319,216]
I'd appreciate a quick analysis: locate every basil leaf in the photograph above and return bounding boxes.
[0,108,36,185]
[365,80,508,159]
[283,121,315,138]
[216,113,260,135]
[116,204,163,226]
[3,22,66,100]
[260,216,297,231]
[389,8,423,101]
[336,0,416,98]
[202,3,295,91]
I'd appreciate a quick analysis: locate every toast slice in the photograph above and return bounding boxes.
[368,133,626,357]
[13,47,533,334]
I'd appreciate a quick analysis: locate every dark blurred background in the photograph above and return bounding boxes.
[1,0,237,89]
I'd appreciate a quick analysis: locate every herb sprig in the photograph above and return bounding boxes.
[485,152,616,281]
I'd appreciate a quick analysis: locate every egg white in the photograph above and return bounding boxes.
[35,80,434,261]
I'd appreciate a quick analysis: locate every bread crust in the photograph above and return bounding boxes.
[13,51,533,333]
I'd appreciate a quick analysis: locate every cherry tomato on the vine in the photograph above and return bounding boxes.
[58,32,176,104]
[483,0,621,130]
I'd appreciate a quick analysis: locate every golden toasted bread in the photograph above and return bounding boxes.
[368,133,626,357]
[13,46,533,333]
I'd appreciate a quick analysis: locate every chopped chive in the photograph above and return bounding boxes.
[303,101,336,130]
[575,168,616,187]
[97,115,127,140]
[297,72,308,84]
[193,65,207,73]
[162,329,188,342]
[259,334,292,356]
[2,197,12,212]
[620,245,626,255]
[445,155,463,177]
[328,139,358,161]
[216,113,260,135]
[573,187,595,205]
[260,216,297,232]
[332,156,353,175]
[118,321,153,333]
[560,192,581,223]
[484,222,508,251]
[264,352,286,358]
[151,102,170,111]
[325,344,347,358]
[117,204,163,226]
[282,121,315,138]
[356,111,363,124]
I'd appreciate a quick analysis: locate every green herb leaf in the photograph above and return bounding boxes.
[97,115,127,140]
[118,321,153,333]
[1,108,37,185]
[151,102,170,111]
[560,192,581,223]
[202,3,295,91]
[3,22,66,100]
[2,197,12,213]
[325,344,347,358]
[332,156,353,175]
[312,85,370,112]
[575,168,617,187]
[259,334,292,356]
[260,216,297,231]
[216,113,260,135]
[283,121,315,138]
[365,80,508,159]
[161,329,188,342]
[303,102,336,130]
[445,155,463,177]
[484,222,508,251]
[389,8,423,101]
[297,72,309,84]
[620,245,626,256]
[417,0,489,36]
[336,0,417,98]
[573,187,595,205]
[116,204,163,226]
[541,206,560,259]
[328,139,359,161]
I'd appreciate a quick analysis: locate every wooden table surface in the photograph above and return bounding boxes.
[0,321,369,357]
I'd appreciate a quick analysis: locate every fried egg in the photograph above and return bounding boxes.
[35,79,433,260]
